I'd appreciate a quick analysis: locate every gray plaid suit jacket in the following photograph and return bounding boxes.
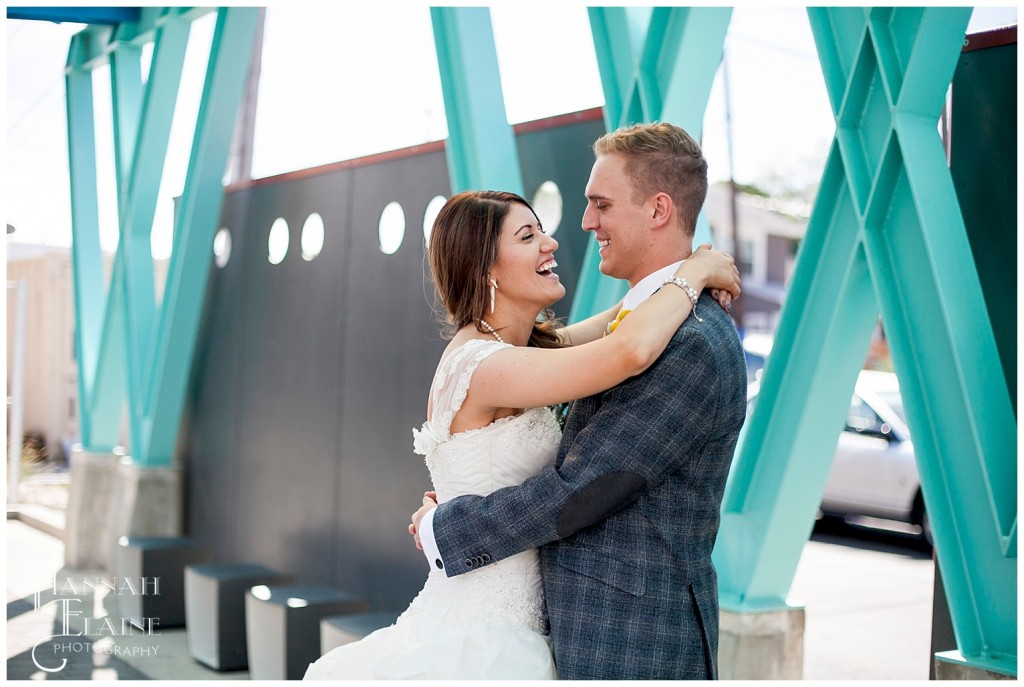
[431,292,747,679]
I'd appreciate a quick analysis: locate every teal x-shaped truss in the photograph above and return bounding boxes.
[571,7,732,320]
[67,8,260,466]
[712,8,1015,675]
[430,8,730,322]
[62,5,1014,674]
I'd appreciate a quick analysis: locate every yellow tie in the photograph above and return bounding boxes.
[606,309,632,335]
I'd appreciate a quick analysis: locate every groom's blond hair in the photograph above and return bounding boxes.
[594,122,707,237]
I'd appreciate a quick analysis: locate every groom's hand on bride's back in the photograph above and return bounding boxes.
[409,491,438,550]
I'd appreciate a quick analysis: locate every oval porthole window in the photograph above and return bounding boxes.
[379,202,406,255]
[268,217,289,265]
[422,195,447,245]
[532,181,563,236]
[301,212,325,261]
[213,227,231,268]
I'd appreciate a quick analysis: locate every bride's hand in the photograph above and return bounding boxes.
[710,288,733,314]
[682,243,741,303]
[408,491,438,550]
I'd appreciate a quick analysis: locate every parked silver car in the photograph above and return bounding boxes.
[745,341,929,544]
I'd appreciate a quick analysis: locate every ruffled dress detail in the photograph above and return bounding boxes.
[304,339,560,680]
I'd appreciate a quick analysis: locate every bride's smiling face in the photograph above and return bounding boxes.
[489,202,564,312]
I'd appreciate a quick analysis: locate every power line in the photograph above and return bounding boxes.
[7,22,26,42]
[8,95,67,149]
[8,77,66,137]
[728,33,818,63]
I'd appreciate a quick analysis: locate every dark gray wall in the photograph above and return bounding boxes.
[183,115,605,611]
[516,116,607,314]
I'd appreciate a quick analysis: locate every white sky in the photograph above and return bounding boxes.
[3,6,1018,258]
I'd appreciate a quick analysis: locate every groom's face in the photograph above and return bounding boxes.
[582,153,653,286]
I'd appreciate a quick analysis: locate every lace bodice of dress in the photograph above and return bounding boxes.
[412,339,561,503]
[407,338,562,634]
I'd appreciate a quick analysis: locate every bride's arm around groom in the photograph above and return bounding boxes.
[419,287,746,680]
[414,121,747,680]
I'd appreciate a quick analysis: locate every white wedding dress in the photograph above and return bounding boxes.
[304,339,560,680]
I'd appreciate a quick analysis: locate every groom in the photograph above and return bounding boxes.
[413,122,747,679]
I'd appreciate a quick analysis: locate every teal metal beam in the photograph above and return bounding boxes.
[866,123,1017,671]
[714,143,881,607]
[143,7,261,465]
[65,7,211,71]
[870,8,1017,664]
[88,252,128,449]
[66,27,146,453]
[648,7,732,141]
[65,39,107,450]
[108,40,143,202]
[8,7,142,25]
[641,7,731,251]
[85,34,144,453]
[574,7,649,320]
[65,8,259,467]
[715,7,1015,675]
[118,9,190,459]
[66,25,113,71]
[572,8,731,321]
[588,7,644,131]
[430,7,523,195]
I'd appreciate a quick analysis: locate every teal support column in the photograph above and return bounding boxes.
[143,7,261,465]
[66,25,148,451]
[66,30,111,451]
[714,7,1015,676]
[860,9,1016,673]
[588,7,651,131]
[117,9,190,462]
[572,8,731,321]
[89,255,128,449]
[714,145,882,608]
[79,25,151,454]
[430,7,523,195]
[64,8,256,468]
[108,36,143,203]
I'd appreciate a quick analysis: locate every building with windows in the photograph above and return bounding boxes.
[706,181,808,332]
[6,243,168,463]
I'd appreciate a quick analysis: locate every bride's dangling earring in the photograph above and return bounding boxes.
[489,278,497,314]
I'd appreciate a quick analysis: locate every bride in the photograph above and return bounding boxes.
[304,190,739,680]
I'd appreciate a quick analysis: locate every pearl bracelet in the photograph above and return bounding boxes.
[662,276,703,322]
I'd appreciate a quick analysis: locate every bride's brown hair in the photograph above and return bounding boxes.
[428,191,564,349]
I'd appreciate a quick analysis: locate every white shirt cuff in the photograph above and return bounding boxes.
[419,507,444,571]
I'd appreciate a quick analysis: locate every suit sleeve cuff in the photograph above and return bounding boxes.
[419,507,444,571]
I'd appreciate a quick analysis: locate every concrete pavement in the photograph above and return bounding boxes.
[7,500,936,680]
[791,517,935,679]
[6,517,249,681]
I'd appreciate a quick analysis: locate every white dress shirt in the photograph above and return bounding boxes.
[621,260,685,312]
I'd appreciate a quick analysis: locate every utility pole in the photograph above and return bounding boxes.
[8,280,28,504]
[721,49,745,332]
[227,7,266,184]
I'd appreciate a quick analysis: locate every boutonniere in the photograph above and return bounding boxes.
[606,309,632,335]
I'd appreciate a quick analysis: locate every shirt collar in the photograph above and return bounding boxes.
[622,260,685,312]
